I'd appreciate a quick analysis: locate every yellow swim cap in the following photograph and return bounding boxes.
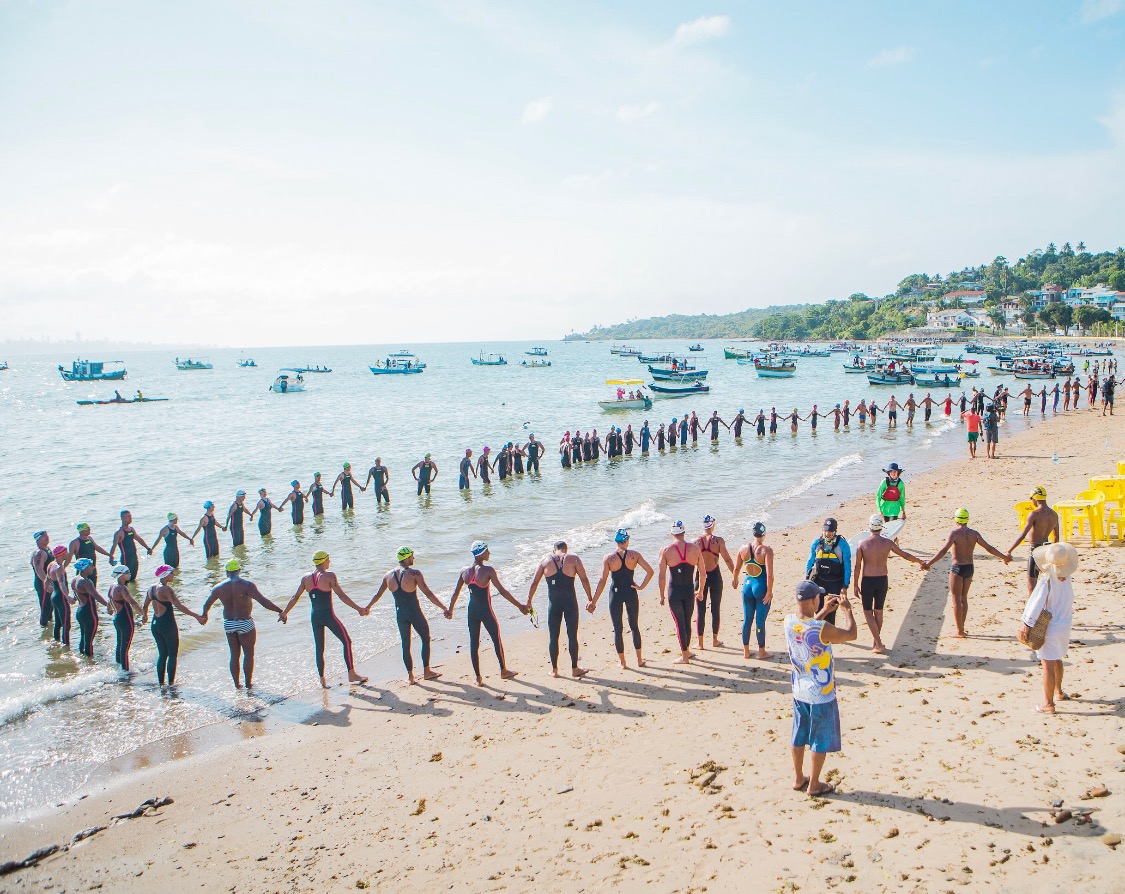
[225,558,241,572]
[313,550,330,565]
[954,508,970,523]
[1030,486,1047,501]
[397,547,414,561]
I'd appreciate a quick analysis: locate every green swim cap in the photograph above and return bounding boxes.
[397,546,414,561]
[76,522,90,532]
[225,558,241,572]
[167,512,177,521]
[954,508,970,523]
[343,462,351,469]
[313,550,329,565]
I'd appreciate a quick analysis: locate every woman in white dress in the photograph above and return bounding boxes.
[1019,542,1077,714]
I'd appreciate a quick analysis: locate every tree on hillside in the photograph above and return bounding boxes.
[1075,306,1110,333]
[1108,270,1125,291]
[987,306,1007,330]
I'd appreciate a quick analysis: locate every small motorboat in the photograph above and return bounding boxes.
[471,352,508,366]
[520,359,552,368]
[59,359,127,381]
[599,379,652,410]
[525,347,549,356]
[609,344,642,356]
[371,354,424,374]
[650,380,711,397]
[175,357,213,370]
[0,361,9,371]
[753,357,796,378]
[688,343,704,352]
[270,370,305,393]
[650,367,708,381]
[76,392,168,406]
[638,352,676,364]
[723,347,754,360]
[912,374,959,388]
[387,350,427,369]
[292,364,332,373]
[647,359,696,373]
[866,371,914,386]
[238,355,257,368]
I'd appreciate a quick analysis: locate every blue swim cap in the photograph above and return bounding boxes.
[471,541,489,557]
[74,557,93,572]
[291,480,299,487]
[614,528,629,543]
[203,500,213,510]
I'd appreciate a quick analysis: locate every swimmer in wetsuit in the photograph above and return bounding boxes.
[110,510,150,591]
[448,542,528,685]
[332,462,364,510]
[560,434,572,468]
[694,515,735,650]
[527,542,592,678]
[201,558,286,688]
[107,564,143,671]
[364,458,391,504]
[732,522,774,660]
[281,552,370,688]
[589,530,655,668]
[523,435,543,473]
[732,409,747,438]
[250,489,281,537]
[368,547,450,684]
[152,513,193,569]
[71,557,108,658]
[769,408,779,434]
[706,411,729,442]
[142,564,204,685]
[640,421,651,454]
[191,501,222,560]
[658,521,706,664]
[225,491,250,547]
[47,545,73,646]
[279,480,307,525]
[459,448,478,490]
[307,473,327,516]
[70,522,110,588]
[921,508,1010,639]
[412,455,438,496]
[755,410,766,436]
[31,530,52,628]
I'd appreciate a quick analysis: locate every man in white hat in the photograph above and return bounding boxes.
[852,514,926,653]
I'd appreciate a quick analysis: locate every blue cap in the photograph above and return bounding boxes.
[74,557,93,572]
[291,480,300,487]
[471,541,489,557]
[614,528,629,543]
[33,530,47,540]
[703,515,716,529]
[203,500,214,510]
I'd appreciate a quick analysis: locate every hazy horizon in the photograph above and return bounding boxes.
[3,1,1123,347]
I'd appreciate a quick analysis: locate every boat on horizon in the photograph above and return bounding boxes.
[520,359,552,368]
[650,367,708,381]
[525,347,549,356]
[471,352,508,366]
[59,359,127,381]
[688,343,704,352]
[723,347,755,360]
[238,354,257,368]
[609,344,642,357]
[753,357,796,378]
[175,357,213,370]
[866,370,914,386]
[270,370,305,392]
[292,364,332,373]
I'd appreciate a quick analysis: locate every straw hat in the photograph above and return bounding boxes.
[1031,542,1079,580]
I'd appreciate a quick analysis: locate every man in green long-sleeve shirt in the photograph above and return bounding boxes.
[876,463,906,521]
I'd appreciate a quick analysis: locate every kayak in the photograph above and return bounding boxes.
[77,397,168,406]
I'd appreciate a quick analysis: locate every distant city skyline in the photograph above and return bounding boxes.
[2,1,1123,347]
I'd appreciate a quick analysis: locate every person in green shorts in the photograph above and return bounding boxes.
[960,409,982,458]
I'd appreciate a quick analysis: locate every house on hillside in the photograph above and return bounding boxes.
[1001,298,1023,327]
[1064,284,1120,310]
[1027,283,1065,311]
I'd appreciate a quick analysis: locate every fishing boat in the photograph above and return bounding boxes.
[370,355,424,374]
[471,352,508,366]
[175,357,213,370]
[638,352,676,364]
[609,344,642,357]
[912,374,959,388]
[77,394,169,406]
[828,342,857,353]
[753,357,796,378]
[866,370,914,386]
[238,355,257,368]
[520,359,552,368]
[525,347,549,357]
[292,364,332,373]
[688,343,704,352]
[599,379,652,410]
[0,361,10,371]
[911,362,959,375]
[779,346,830,358]
[650,380,711,397]
[650,367,708,381]
[1013,368,1056,380]
[940,355,964,364]
[957,360,981,377]
[59,359,127,381]
[723,347,755,360]
[270,370,305,393]
[387,350,426,369]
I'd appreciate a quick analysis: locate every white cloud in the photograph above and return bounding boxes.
[521,95,553,125]
[865,46,916,68]
[671,15,730,47]
[617,100,659,123]
[1080,0,1125,23]
[1098,90,1125,146]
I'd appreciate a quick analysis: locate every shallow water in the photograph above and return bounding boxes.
[0,339,1106,817]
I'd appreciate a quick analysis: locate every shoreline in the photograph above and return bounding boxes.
[3,405,1123,892]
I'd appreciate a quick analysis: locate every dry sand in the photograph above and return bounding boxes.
[3,406,1124,893]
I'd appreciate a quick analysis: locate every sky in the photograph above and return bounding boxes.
[2,0,1124,346]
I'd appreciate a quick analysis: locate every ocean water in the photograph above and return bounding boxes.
[0,339,1107,817]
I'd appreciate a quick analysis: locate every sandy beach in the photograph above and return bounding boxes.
[3,406,1123,893]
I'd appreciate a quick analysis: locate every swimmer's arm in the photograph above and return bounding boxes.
[590,556,611,606]
[852,547,864,597]
[635,553,655,591]
[190,519,206,539]
[718,539,735,574]
[280,581,308,619]
[109,531,122,563]
[414,573,447,613]
[200,589,220,620]
[133,531,151,551]
[574,557,593,601]
[411,462,421,480]
[888,540,924,566]
[695,551,707,600]
[123,590,143,615]
[763,547,774,603]
[248,582,286,617]
[367,576,389,610]
[330,577,365,614]
[657,553,668,602]
[362,470,374,487]
[731,546,745,589]
[166,590,202,621]
[925,533,956,569]
[141,588,154,622]
[976,532,1010,563]
[448,573,465,614]
[491,571,525,613]
[1007,518,1034,555]
[526,563,546,605]
[92,587,110,609]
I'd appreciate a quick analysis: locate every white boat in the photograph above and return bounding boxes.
[175,357,213,370]
[521,359,552,368]
[270,370,305,393]
[599,379,652,410]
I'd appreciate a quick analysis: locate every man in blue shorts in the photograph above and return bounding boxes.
[785,580,857,797]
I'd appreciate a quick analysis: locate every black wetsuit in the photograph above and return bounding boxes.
[591,435,601,460]
[370,466,389,503]
[571,439,582,464]
[526,442,541,473]
[545,558,580,671]
[416,462,434,496]
[733,414,745,437]
[478,455,492,483]
[309,574,355,676]
[581,437,592,461]
[561,443,572,468]
[290,490,305,525]
[696,536,724,637]
[161,526,181,568]
[74,581,97,657]
[229,506,245,548]
[842,405,851,425]
[609,551,642,655]
[340,475,354,510]
[769,412,778,434]
[513,449,524,474]
[112,597,134,670]
[33,548,50,627]
[709,418,722,440]
[149,589,179,685]
[459,457,473,490]
[641,426,651,453]
[202,515,219,559]
[465,568,504,678]
[311,484,325,516]
[77,537,98,586]
[257,501,275,536]
[667,545,695,651]
[756,414,766,436]
[656,428,665,450]
[51,573,71,646]
[390,570,430,674]
[625,429,635,455]
[498,451,510,481]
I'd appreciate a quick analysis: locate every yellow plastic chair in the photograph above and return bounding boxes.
[1055,496,1103,547]
[1105,502,1125,543]
[1090,477,1125,513]
[1119,461,1125,475]
[1013,500,1036,530]
[1077,489,1107,543]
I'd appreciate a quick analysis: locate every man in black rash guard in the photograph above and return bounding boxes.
[279,480,306,525]
[224,492,251,548]
[448,541,528,685]
[527,541,592,678]
[589,530,655,668]
[658,521,706,665]
[332,462,364,510]
[695,515,735,650]
[110,510,150,584]
[364,458,391,504]
[524,434,543,473]
[368,547,450,684]
[412,454,438,496]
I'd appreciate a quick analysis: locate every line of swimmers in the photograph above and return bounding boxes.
[28,500,1045,692]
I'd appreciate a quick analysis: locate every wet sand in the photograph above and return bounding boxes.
[3,405,1124,893]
